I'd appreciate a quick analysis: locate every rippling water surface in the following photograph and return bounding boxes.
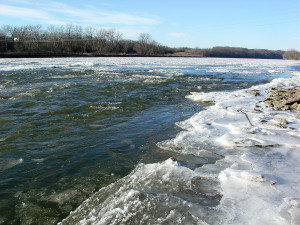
[0,57,294,224]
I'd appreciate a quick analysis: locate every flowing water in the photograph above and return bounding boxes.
[0,57,297,224]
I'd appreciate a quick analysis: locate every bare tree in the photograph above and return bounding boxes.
[135,33,153,55]
[95,29,109,54]
[106,29,122,54]
[283,49,300,60]
[0,25,13,52]
[84,27,95,53]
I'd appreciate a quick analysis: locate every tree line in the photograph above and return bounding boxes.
[171,47,299,60]
[0,24,299,59]
[0,24,172,56]
[203,46,284,59]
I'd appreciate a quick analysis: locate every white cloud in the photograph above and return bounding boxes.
[0,4,63,24]
[169,32,189,37]
[0,1,161,26]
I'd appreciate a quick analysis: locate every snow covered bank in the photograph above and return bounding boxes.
[181,71,300,224]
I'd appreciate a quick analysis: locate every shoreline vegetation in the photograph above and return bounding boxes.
[1,24,299,59]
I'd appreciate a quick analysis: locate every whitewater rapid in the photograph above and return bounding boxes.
[58,65,300,224]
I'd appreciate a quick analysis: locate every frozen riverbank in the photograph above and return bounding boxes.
[183,71,300,224]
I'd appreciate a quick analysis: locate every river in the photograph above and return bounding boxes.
[0,57,298,224]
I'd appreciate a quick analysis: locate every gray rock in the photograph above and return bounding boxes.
[251,90,260,96]
[264,87,300,119]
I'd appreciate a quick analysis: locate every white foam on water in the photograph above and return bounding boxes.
[89,102,121,112]
[0,158,24,170]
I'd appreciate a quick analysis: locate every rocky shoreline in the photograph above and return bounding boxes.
[263,86,300,119]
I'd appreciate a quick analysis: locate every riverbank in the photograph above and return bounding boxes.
[0,47,290,59]
[185,71,300,224]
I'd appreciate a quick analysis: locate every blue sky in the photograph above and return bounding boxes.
[0,0,299,50]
